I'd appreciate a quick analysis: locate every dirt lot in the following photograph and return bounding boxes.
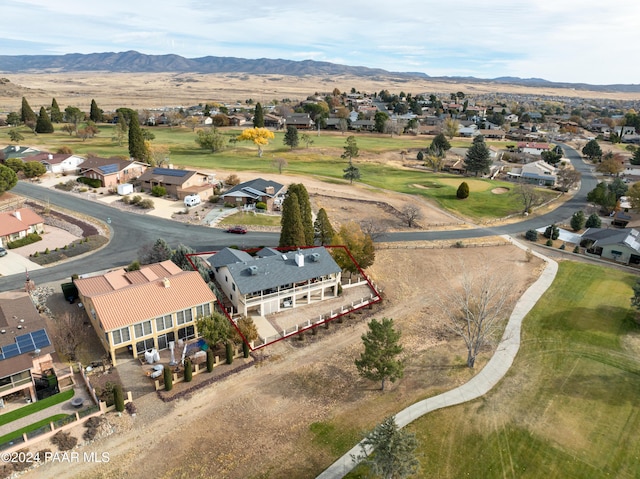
[18,243,543,479]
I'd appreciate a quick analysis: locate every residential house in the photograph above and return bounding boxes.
[23,152,85,174]
[581,228,640,264]
[263,114,284,129]
[137,167,215,200]
[458,124,478,137]
[0,209,44,247]
[221,178,285,211]
[350,119,376,131]
[507,160,557,186]
[210,247,342,317]
[285,113,313,130]
[78,157,147,188]
[0,146,40,161]
[614,126,640,143]
[517,142,550,156]
[478,129,505,140]
[0,291,59,405]
[74,261,217,365]
[505,114,519,123]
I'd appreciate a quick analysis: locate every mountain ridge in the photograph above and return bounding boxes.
[1,50,639,93]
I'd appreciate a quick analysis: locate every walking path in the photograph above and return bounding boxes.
[317,236,558,479]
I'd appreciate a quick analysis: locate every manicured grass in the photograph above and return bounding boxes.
[0,389,74,427]
[0,414,68,444]
[436,177,492,192]
[363,262,640,479]
[309,422,362,457]
[219,211,281,226]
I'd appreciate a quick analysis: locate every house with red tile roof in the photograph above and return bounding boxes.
[74,260,216,365]
[0,209,44,247]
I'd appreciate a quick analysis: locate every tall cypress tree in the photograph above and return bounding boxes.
[50,98,63,123]
[128,114,147,160]
[314,208,335,245]
[279,192,306,247]
[35,106,54,133]
[253,102,264,128]
[287,183,313,245]
[20,97,36,124]
[89,99,103,122]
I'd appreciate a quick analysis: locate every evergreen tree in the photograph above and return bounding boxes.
[89,99,103,122]
[287,184,313,245]
[128,114,147,160]
[457,181,470,199]
[283,126,299,149]
[431,132,451,152]
[35,106,54,133]
[50,98,63,123]
[343,162,361,184]
[464,136,491,176]
[113,115,128,146]
[582,139,603,162]
[279,192,306,247]
[341,135,359,161]
[632,148,640,166]
[20,97,36,124]
[0,165,18,195]
[585,213,602,229]
[359,416,419,479]
[314,208,335,245]
[570,210,586,231]
[138,238,172,264]
[355,317,404,391]
[253,102,264,127]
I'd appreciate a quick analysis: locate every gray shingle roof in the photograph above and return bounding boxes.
[210,248,253,268]
[224,178,284,199]
[220,247,341,295]
[582,228,640,252]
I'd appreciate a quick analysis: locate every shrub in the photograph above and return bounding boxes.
[225,174,241,186]
[225,342,234,365]
[163,366,173,391]
[79,187,88,193]
[456,181,470,199]
[544,224,559,240]
[7,233,42,249]
[54,179,77,191]
[184,358,193,382]
[453,241,465,248]
[51,431,77,451]
[77,176,102,188]
[208,195,219,203]
[417,151,424,162]
[113,384,125,412]
[125,402,137,415]
[206,348,214,372]
[127,260,140,271]
[44,248,49,255]
[33,251,39,257]
[151,185,167,197]
[242,341,250,358]
[546,239,553,246]
[255,201,267,210]
[573,245,580,253]
[138,199,154,209]
[130,195,142,205]
[525,229,538,241]
[121,195,131,204]
[559,243,566,250]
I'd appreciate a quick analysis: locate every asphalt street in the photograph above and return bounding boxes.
[0,143,595,292]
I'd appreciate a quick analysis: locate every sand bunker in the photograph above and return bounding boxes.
[491,187,510,194]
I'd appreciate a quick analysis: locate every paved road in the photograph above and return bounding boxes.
[0,143,594,293]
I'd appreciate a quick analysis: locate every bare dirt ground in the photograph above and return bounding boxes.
[2,72,639,112]
[17,243,543,479]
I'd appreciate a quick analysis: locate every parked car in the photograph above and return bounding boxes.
[225,226,247,234]
[0,247,7,257]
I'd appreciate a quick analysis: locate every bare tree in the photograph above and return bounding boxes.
[557,167,582,194]
[519,184,541,214]
[399,205,422,228]
[52,310,89,362]
[360,217,387,241]
[272,157,288,174]
[434,265,513,368]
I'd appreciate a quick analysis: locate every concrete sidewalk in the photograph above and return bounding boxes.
[317,238,558,479]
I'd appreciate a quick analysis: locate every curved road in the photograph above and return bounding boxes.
[0,142,593,292]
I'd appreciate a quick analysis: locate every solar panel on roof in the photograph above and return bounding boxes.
[31,329,51,349]
[152,167,188,177]
[16,334,35,353]
[2,344,19,359]
[98,163,119,174]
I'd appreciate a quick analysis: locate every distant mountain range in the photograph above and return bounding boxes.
[1,50,639,93]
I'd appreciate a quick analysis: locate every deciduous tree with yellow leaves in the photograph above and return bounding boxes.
[236,127,275,157]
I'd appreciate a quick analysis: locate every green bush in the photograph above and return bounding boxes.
[77,176,102,188]
[546,239,553,246]
[113,384,125,412]
[206,348,214,372]
[242,341,250,358]
[163,366,173,391]
[456,181,470,199]
[573,245,580,253]
[525,229,538,241]
[544,224,560,240]
[130,195,142,205]
[151,185,167,197]
[559,243,566,250]
[7,233,42,249]
[225,342,234,365]
[208,195,219,203]
[44,248,49,255]
[255,201,267,210]
[138,199,154,209]
[184,358,193,382]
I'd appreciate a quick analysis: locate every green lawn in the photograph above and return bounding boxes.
[345,262,640,479]
[0,389,74,427]
[10,125,555,220]
[219,211,281,226]
[0,414,68,444]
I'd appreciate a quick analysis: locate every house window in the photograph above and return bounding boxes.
[195,303,211,318]
[157,332,176,351]
[112,327,131,345]
[134,320,152,338]
[136,338,155,354]
[225,275,228,282]
[155,314,173,332]
[178,325,195,340]
[177,308,193,325]
[232,283,236,291]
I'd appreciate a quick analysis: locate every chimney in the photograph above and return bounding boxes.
[295,250,304,267]
[162,277,170,288]
[48,154,53,160]
[14,211,22,222]
[265,186,275,195]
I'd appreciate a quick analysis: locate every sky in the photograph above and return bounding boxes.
[2,0,640,85]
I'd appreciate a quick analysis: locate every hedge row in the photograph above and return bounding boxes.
[7,233,42,249]
[77,177,102,188]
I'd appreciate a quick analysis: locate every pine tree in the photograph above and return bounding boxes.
[279,192,306,247]
[457,181,470,199]
[89,99,103,122]
[632,148,640,166]
[20,97,36,124]
[355,317,404,391]
[314,208,335,245]
[464,136,491,176]
[50,98,63,123]
[570,210,586,231]
[585,212,602,228]
[128,114,147,160]
[283,126,299,149]
[287,184,313,245]
[343,161,361,184]
[431,132,451,152]
[35,106,54,133]
[253,102,264,127]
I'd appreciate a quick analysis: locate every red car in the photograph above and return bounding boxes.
[225,226,247,234]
